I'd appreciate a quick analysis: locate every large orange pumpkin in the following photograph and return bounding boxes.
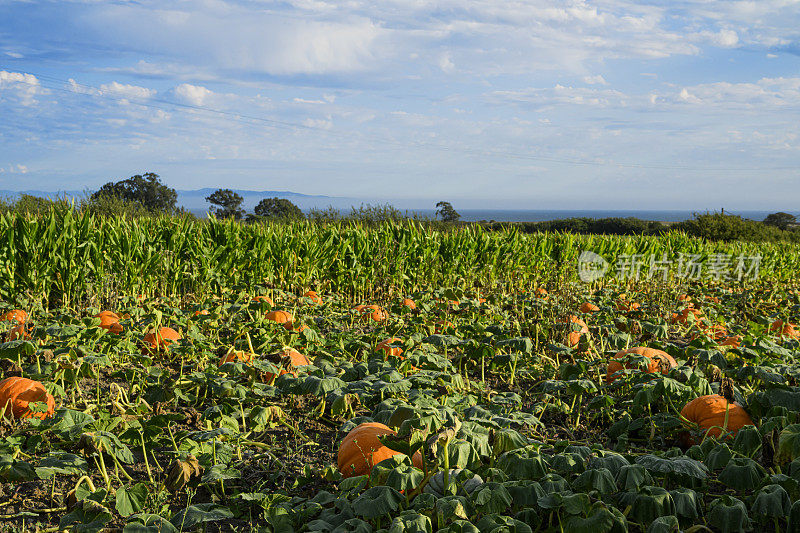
[142,327,181,354]
[606,347,677,383]
[680,394,754,441]
[2,309,27,324]
[564,315,589,348]
[770,320,800,339]
[94,311,123,335]
[0,377,55,420]
[266,310,293,325]
[338,422,423,478]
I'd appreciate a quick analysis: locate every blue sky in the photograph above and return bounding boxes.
[1,0,799,210]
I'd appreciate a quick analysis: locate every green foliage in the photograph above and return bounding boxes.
[674,211,799,242]
[251,197,304,220]
[91,173,178,214]
[436,201,461,223]
[205,188,245,219]
[764,212,797,230]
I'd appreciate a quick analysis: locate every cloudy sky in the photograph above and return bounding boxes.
[1,0,799,210]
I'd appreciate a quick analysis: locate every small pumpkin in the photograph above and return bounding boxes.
[142,327,181,354]
[303,291,321,304]
[616,300,641,313]
[534,288,548,299]
[253,295,274,306]
[376,337,404,358]
[563,315,589,348]
[264,348,311,382]
[606,347,677,383]
[0,377,55,420]
[694,321,728,341]
[6,324,29,341]
[770,320,800,339]
[680,394,754,442]
[356,305,387,322]
[401,298,417,310]
[2,309,27,324]
[435,320,455,334]
[219,350,254,366]
[266,310,293,325]
[193,309,209,317]
[719,335,742,348]
[671,308,703,324]
[580,302,600,313]
[94,311,123,335]
[338,422,423,478]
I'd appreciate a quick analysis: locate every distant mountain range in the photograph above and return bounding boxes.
[0,188,362,215]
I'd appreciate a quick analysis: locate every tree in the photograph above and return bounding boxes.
[435,201,461,223]
[91,173,178,213]
[763,212,796,230]
[206,189,245,219]
[252,197,304,220]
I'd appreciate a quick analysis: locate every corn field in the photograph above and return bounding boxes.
[1,207,798,307]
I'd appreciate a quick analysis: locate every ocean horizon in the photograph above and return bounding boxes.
[189,208,782,223]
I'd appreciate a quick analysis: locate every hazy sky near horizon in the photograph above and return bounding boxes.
[1,0,799,210]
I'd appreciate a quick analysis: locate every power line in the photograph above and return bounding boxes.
[2,68,798,172]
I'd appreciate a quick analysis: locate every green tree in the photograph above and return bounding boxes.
[252,197,304,220]
[763,212,796,230]
[91,172,178,213]
[206,189,245,219]
[435,201,461,223]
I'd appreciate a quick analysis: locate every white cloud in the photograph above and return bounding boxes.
[583,75,608,85]
[99,81,156,99]
[439,52,455,73]
[0,164,29,174]
[0,70,42,105]
[174,83,213,105]
[670,77,800,108]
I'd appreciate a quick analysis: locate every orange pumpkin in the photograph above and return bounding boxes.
[142,327,181,354]
[564,315,589,348]
[303,291,322,304]
[253,295,274,306]
[770,320,800,339]
[616,300,641,313]
[356,305,387,322]
[680,394,754,442]
[376,337,404,358]
[0,377,55,420]
[719,335,742,348]
[6,324,29,341]
[534,288,548,299]
[264,348,311,382]
[435,320,455,334]
[671,307,703,324]
[694,321,728,341]
[193,309,209,317]
[606,347,677,383]
[580,302,600,313]
[338,422,423,478]
[219,350,254,365]
[401,298,417,310]
[266,310,293,325]
[94,311,123,335]
[2,309,27,324]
